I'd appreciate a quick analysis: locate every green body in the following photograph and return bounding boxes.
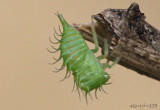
[57,14,110,93]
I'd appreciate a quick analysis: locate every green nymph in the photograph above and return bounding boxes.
[48,13,119,101]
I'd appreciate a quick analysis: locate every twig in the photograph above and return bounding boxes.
[73,2,160,81]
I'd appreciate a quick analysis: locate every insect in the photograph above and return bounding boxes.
[48,12,119,102]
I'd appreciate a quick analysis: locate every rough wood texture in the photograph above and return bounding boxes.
[73,2,160,81]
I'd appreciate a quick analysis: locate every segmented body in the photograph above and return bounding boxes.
[61,28,109,92]
[49,13,119,99]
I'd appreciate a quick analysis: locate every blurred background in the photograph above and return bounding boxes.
[0,0,160,110]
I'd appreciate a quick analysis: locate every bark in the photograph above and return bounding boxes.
[73,2,160,81]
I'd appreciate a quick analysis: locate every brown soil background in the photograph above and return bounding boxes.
[0,0,160,110]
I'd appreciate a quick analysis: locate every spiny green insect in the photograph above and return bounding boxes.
[48,12,119,101]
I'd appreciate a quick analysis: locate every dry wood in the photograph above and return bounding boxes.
[73,2,160,81]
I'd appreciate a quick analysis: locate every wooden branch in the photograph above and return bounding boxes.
[73,2,160,81]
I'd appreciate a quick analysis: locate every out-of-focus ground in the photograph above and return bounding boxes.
[0,0,160,110]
